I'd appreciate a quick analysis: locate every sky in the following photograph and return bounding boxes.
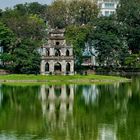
[0,0,53,9]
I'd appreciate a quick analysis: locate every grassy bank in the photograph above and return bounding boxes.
[0,74,130,84]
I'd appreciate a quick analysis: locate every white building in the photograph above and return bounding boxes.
[97,0,119,16]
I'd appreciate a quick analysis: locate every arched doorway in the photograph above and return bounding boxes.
[55,49,61,56]
[45,63,49,72]
[66,63,70,73]
[66,50,70,56]
[54,62,61,72]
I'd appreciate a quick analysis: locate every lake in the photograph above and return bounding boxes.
[0,76,140,140]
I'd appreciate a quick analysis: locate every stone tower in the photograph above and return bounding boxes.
[40,29,74,75]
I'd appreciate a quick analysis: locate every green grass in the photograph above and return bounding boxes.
[0,74,130,84]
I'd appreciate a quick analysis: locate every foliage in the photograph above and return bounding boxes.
[0,39,41,74]
[45,0,67,28]
[1,10,47,44]
[117,0,140,53]
[46,0,99,28]
[88,16,129,68]
[0,22,15,52]
[66,25,91,66]
[125,53,140,68]
[0,4,47,74]
[10,2,47,18]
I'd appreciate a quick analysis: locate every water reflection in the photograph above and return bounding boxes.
[0,78,140,140]
[40,85,74,134]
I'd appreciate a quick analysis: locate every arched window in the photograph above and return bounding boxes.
[55,49,61,56]
[54,62,61,72]
[45,63,49,72]
[46,49,50,56]
[66,50,70,56]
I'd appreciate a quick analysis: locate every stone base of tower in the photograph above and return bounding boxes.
[40,60,74,76]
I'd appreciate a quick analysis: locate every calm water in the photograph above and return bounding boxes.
[0,76,140,140]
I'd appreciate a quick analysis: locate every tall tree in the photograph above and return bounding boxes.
[88,17,129,68]
[0,22,15,52]
[11,39,41,74]
[1,10,47,45]
[0,5,47,73]
[66,25,91,66]
[117,0,140,53]
[46,0,99,28]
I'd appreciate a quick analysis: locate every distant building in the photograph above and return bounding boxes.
[82,43,97,68]
[40,29,74,75]
[97,0,119,16]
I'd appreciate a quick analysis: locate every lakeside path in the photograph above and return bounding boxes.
[0,74,131,84]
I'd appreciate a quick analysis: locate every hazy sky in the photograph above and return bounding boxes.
[0,0,53,9]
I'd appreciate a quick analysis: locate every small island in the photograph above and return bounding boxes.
[0,74,130,84]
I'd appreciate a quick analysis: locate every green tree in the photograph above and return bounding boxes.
[0,6,47,73]
[1,10,47,45]
[66,25,91,67]
[68,0,99,25]
[46,0,67,28]
[88,17,128,68]
[0,22,15,52]
[11,39,41,74]
[13,2,47,18]
[46,0,99,28]
[117,0,140,53]
[125,53,140,68]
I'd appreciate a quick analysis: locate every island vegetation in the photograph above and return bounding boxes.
[0,0,139,82]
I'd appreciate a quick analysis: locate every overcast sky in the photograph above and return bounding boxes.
[0,0,53,9]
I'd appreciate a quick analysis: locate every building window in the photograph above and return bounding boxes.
[66,50,70,56]
[110,11,115,15]
[105,11,110,16]
[55,49,61,56]
[104,3,115,8]
[46,49,50,56]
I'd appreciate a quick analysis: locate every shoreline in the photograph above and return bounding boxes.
[0,74,131,84]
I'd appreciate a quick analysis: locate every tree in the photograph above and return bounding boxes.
[0,6,47,73]
[88,16,129,68]
[46,0,99,28]
[9,39,41,74]
[13,2,47,18]
[117,0,140,53]
[1,38,41,74]
[1,10,47,45]
[66,25,91,67]
[0,22,15,52]
[68,0,99,25]
[125,53,140,68]
[45,0,68,28]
